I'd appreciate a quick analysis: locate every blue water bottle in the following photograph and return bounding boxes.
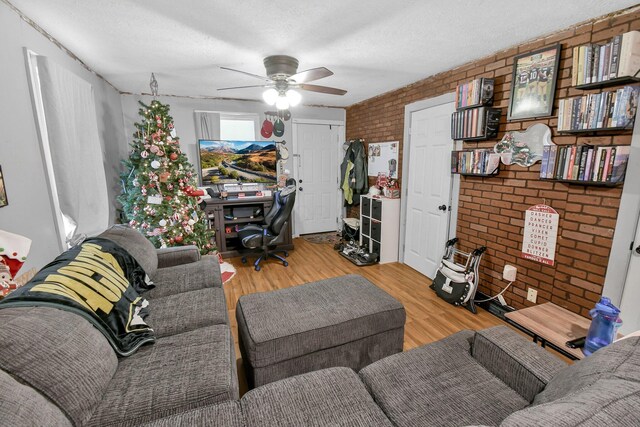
[583,297,621,356]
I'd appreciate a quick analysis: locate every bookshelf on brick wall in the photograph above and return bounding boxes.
[572,30,640,89]
[451,78,502,141]
[451,149,501,176]
[557,85,639,132]
[540,144,629,186]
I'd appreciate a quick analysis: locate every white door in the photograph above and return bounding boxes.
[294,123,341,235]
[404,102,455,278]
[618,216,640,334]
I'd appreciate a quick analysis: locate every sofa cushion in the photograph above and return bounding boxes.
[502,379,640,426]
[236,274,405,368]
[533,336,640,406]
[139,401,245,427]
[359,330,529,427]
[144,255,221,299]
[147,287,229,337]
[0,307,117,426]
[98,225,158,276]
[0,369,72,427]
[241,367,393,426]
[88,325,238,427]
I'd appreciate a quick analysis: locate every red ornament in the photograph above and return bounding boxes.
[170,153,178,161]
[175,235,183,243]
[165,196,172,201]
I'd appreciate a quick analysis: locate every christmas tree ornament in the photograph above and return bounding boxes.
[159,172,170,182]
[175,235,183,243]
[150,145,159,154]
[159,219,167,227]
[141,151,149,158]
[151,160,161,169]
[170,153,178,161]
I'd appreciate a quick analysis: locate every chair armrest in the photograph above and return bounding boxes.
[156,245,201,268]
[472,326,568,402]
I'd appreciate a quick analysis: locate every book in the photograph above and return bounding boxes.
[596,147,608,181]
[556,147,566,179]
[602,42,611,81]
[610,35,622,79]
[618,30,640,78]
[567,146,577,179]
[584,147,595,181]
[610,146,630,183]
[605,147,617,181]
[572,146,582,180]
[540,146,551,178]
[572,47,580,86]
[585,44,594,84]
[592,147,604,181]
[577,146,589,181]
[601,147,613,182]
[564,147,573,179]
[486,153,501,174]
[577,45,587,85]
[547,146,558,178]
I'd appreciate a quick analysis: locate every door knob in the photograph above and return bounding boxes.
[299,187,303,191]
[636,245,640,255]
[438,204,447,211]
[299,179,303,183]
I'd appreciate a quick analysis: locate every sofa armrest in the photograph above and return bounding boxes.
[472,326,567,402]
[156,246,201,268]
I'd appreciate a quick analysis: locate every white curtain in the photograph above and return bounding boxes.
[194,112,220,140]
[36,56,109,245]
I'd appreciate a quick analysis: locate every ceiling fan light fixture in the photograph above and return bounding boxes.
[285,89,301,107]
[275,95,290,110]
[262,88,278,105]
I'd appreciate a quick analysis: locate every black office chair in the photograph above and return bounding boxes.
[238,182,296,271]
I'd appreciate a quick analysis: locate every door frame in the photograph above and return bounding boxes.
[602,115,640,306]
[399,92,459,263]
[291,118,345,237]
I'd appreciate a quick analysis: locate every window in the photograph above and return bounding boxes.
[220,114,258,141]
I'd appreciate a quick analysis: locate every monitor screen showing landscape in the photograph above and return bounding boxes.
[198,140,277,185]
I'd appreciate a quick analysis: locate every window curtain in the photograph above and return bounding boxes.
[194,112,220,140]
[36,56,109,245]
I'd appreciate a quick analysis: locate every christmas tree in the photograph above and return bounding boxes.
[119,100,215,254]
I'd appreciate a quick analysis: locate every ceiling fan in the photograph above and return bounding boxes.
[218,55,347,109]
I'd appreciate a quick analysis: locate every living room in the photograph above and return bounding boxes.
[1,1,640,426]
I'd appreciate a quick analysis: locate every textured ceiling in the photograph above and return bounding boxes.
[7,0,639,107]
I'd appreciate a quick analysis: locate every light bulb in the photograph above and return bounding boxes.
[262,88,278,105]
[285,89,301,106]
[276,96,289,110]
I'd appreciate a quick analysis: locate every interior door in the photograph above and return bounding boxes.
[403,102,455,278]
[618,215,640,334]
[294,123,340,235]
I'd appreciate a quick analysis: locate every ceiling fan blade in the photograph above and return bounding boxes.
[298,83,347,95]
[217,84,270,91]
[289,67,333,83]
[220,66,270,82]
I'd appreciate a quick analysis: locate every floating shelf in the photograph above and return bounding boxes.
[540,178,624,187]
[558,126,632,134]
[575,75,640,90]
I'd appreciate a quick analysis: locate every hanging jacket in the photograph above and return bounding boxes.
[340,139,368,205]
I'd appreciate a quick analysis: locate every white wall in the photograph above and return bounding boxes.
[0,3,127,271]
[120,95,346,177]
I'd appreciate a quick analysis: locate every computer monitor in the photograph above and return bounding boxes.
[198,140,277,186]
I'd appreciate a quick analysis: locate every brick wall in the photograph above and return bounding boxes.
[346,7,640,317]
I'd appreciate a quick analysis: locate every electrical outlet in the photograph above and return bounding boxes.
[497,295,507,306]
[527,288,538,303]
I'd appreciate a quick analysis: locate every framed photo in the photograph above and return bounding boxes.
[0,166,7,208]
[508,44,561,121]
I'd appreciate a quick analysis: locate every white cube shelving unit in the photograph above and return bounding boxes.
[359,195,401,264]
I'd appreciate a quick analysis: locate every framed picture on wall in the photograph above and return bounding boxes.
[0,165,7,208]
[508,44,561,121]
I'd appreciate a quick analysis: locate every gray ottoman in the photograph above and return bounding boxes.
[236,274,406,388]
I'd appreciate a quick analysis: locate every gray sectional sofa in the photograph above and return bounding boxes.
[2,225,639,426]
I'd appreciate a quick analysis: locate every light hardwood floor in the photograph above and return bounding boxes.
[223,237,506,394]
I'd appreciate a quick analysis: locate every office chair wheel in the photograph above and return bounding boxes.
[255,265,261,271]
[284,251,289,257]
[283,261,289,267]
[241,257,247,264]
